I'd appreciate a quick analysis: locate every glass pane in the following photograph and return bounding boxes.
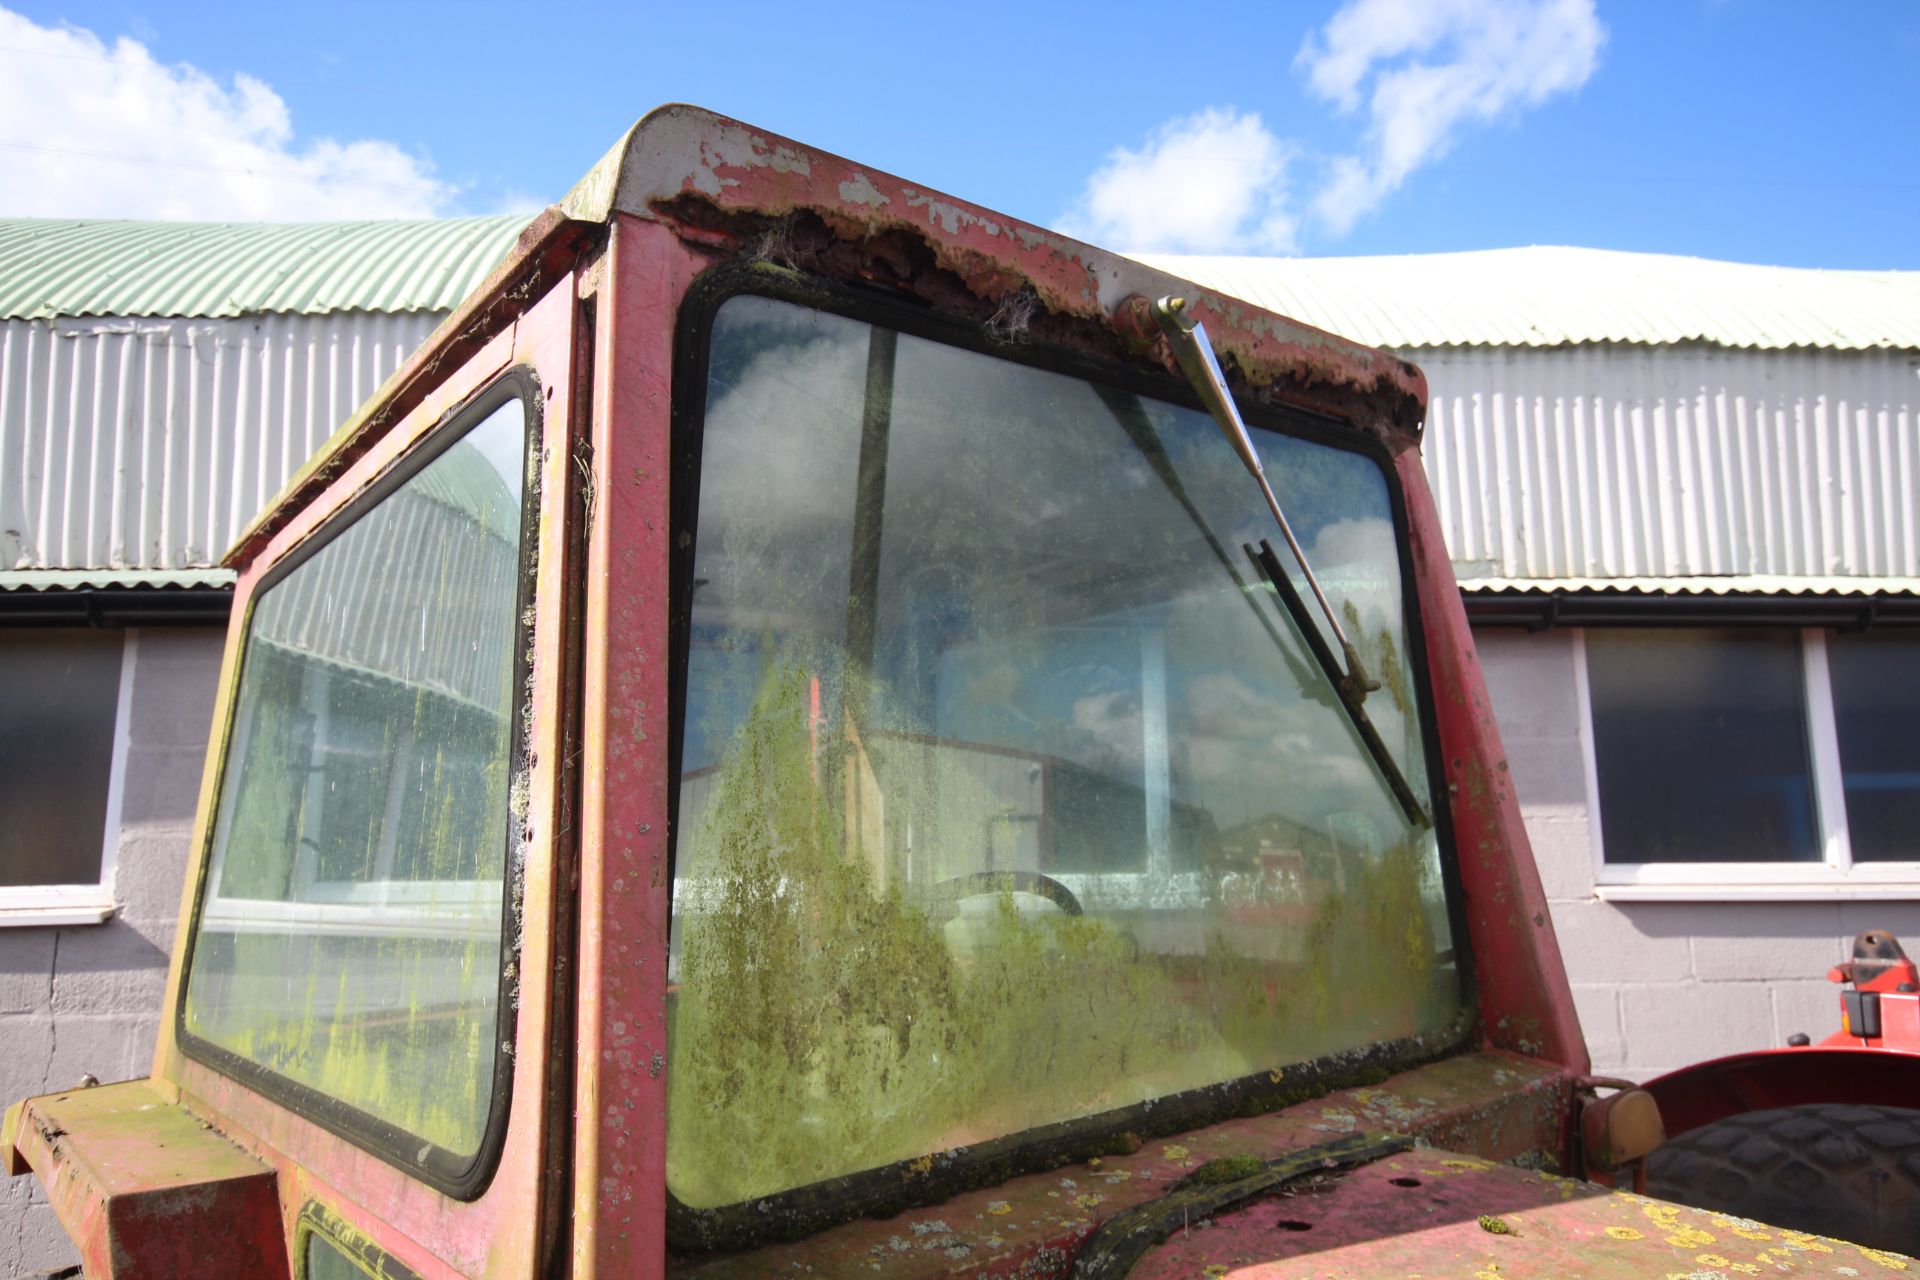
[1588,628,1816,863]
[0,629,120,886]
[184,399,527,1160]
[1829,630,1920,862]
[668,296,1457,1210]
[305,1234,375,1280]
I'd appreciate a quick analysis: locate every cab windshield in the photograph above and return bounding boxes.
[668,294,1459,1210]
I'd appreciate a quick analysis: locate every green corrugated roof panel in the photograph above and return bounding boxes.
[0,215,531,320]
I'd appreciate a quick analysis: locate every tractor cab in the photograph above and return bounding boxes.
[7,106,1912,1279]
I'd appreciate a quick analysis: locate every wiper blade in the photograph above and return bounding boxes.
[1249,539,1431,829]
[1149,295,1380,704]
[1149,294,1429,829]
[1089,385,1333,712]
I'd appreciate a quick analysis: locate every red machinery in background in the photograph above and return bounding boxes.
[1644,930,1920,1255]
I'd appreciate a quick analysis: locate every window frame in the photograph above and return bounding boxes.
[1577,624,1920,900]
[0,626,131,927]
[662,264,1479,1251]
[172,370,541,1199]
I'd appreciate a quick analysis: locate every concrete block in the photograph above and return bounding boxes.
[109,907,183,961]
[0,933,55,1015]
[1523,816,1596,901]
[108,827,194,924]
[1771,978,1841,1048]
[44,1013,157,1092]
[1570,983,1626,1068]
[126,630,223,750]
[116,745,209,831]
[11,1200,82,1277]
[1619,981,1774,1075]
[0,1018,52,1103]
[1689,905,1846,982]
[50,923,170,1015]
[1546,899,1694,986]
[1503,736,1590,816]
[0,1173,37,1209]
[1835,902,1920,944]
[1472,630,1583,742]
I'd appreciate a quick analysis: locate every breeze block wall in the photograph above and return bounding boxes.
[0,628,221,1277]
[1475,627,1920,1080]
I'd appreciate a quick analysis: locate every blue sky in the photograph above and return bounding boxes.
[1,1,1916,268]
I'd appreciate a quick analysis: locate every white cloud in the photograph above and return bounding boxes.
[0,6,456,220]
[1062,1,1603,252]
[1055,108,1300,255]
[1297,0,1605,234]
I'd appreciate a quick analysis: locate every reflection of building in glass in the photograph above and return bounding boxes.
[1,215,1916,1270]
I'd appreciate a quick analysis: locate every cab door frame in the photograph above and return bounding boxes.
[150,261,589,1280]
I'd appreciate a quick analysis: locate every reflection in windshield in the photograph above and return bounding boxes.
[183,401,525,1159]
[667,297,1457,1209]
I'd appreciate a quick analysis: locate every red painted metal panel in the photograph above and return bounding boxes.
[570,213,703,1280]
[1647,1047,1920,1137]
[593,107,1426,446]
[1396,448,1588,1076]
[138,268,586,1280]
[2,1081,289,1280]
[1125,1145,1895,1278]
[669,1052,1569,1278]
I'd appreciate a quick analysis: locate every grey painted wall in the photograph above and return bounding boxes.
[1475,626,1920,1080]
[0,628,220,1278]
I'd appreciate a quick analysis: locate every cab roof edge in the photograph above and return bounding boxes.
[228,106,1429,570]
[558,104,1427,437]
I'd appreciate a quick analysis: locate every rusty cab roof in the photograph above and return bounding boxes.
[223,103,1428,570]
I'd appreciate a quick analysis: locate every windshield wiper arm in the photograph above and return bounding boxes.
[1151,296,1380,700]
[1151,295,1430,829]
[1248,539,1430,828]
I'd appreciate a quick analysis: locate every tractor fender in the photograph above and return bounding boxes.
[1644,1046,1920,1138]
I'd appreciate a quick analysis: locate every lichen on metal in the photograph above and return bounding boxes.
[554,106,1428,439]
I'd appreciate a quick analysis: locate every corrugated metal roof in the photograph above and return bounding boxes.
[0,216,528,321]
[1134,246,1920,352]
[1458,574,1920,597]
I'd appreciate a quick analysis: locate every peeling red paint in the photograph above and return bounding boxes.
[668,1053,1568,1279]
[1399,448,1588,1074]
[3,1081,289,1280]
[1127,1146,1896,1278]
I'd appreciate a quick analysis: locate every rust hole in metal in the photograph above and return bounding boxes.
[1389,1176,1423,1188]
[1276,1219,1314,1232]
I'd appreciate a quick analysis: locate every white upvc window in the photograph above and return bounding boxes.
[1576,625,1920,900]
[0,628,130,926]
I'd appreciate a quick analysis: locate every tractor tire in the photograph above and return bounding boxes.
[1645,1103,1920,1256]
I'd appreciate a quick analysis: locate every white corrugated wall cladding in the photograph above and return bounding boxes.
[1413,345,1920,580]
[4,312,1916,581]
[0,312,442,570]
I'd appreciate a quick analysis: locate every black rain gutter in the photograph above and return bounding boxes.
[1462,588,1920,631]
[5,581,1914,633]
[0,585,233,627]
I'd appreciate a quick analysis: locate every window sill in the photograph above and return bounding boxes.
[0,888,117,927]
[1596,881,1920,903]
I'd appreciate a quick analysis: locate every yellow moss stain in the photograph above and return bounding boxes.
[1860,1248,1914,1271]
[662,652,1456,1208]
